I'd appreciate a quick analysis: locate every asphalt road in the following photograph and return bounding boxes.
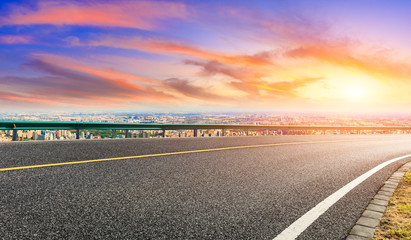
[1,135,411,239]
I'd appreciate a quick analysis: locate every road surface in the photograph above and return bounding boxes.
[1,135,411,239]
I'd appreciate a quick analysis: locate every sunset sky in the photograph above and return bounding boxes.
[1,0,411,113]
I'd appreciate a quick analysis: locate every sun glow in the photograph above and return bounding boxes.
[345,87,366,99]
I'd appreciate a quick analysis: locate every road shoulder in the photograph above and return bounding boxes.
[346,161,411,240]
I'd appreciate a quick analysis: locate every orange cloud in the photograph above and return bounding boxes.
[284,42,411,84]
[183,59,321,98]
[53,60,234,103]
[184,60,266,81]
[33,53,161,86]
[230,77,323,98]
[29,54,236,104]
[57,62,159,86]
[144,41,272,66]
[2,1,187,30]
[90,37,273,67]
[3,58,179,107]
[0,91,58,105]
[164,78,234,103]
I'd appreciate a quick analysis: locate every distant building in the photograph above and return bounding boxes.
[33,132,38,140]
[56,130,61,139]
[48,132,54,140]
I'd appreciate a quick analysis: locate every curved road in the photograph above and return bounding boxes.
[1,135,411,239]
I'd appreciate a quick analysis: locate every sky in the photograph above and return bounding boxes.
[1,0,411,113]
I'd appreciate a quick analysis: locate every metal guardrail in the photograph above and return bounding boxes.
[1,120,411,141]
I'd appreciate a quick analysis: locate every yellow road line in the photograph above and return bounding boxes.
[0,140,346,172]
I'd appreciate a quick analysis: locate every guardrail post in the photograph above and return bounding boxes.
[12,129,18,141]
[125,129,129,138]
[162,129,165,138]
[76,129,80,139]
[193,129,198,137]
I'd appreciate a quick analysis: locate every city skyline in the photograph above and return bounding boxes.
[3,111,411,142]
[2,0,411,113]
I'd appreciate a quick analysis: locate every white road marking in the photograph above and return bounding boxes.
[273,154,411,240]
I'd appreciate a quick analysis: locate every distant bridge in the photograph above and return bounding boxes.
[1,120,411,141]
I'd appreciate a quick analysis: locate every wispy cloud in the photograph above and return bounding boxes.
[0,90,58,106]
[183,59,322,98]
[0,35,32,44]
[32,53,161,85]
[183,60,265,81]
[0,58,177,108]
[1,0,411,111]
[90,37,274,67]
[164,78,232,102]
[1,1,188,30]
